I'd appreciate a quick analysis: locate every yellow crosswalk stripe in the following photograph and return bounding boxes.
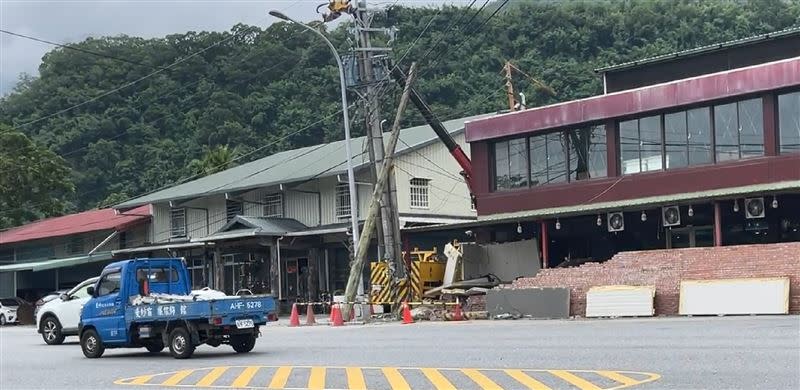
[161,370,193,386]
[127,375,155,385]
[549,370,603,390]
[308,367,326,390]
[421,368,457,390]
[462,369,503,390]
[232,366,260,388]
[597,371,641,386]
[381,367,411,390]
[268,366,293,389]
[504,370,552,390]
[345,367,367,390]
[195,367,229,387]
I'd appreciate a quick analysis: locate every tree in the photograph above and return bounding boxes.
[188,145,238,176]
[0,125,75,228]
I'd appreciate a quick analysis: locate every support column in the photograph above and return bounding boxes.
[763,93,778,156]
[307,248,319,302]
[540,220,549,268]
[714,202,723,247]
[269,243,280,298]
[214,247,224,293]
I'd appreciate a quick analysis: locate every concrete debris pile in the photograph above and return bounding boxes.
[130,288,229,305]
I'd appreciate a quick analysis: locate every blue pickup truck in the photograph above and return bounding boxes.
[79,258,277,359]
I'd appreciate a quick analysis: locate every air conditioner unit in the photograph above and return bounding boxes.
[745,198,766,219]
[662,206,681,227]
[607,212,625,232]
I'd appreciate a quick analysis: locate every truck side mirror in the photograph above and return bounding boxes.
[59,293,69,301]
[86,286,95,297]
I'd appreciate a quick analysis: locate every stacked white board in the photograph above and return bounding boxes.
[586,285,655,317]
[679,277,790,315]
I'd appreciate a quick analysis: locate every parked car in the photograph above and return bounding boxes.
[34,290,69,317]
[0,298,20,325]
[35,277,99,345]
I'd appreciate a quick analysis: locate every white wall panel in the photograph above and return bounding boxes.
[586,285,655,317]
[679,278,790,315]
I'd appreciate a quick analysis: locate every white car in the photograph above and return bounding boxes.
[35,277,98,345]
[0,298,19,325]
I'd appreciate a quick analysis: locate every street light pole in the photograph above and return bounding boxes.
[269,11,361,254]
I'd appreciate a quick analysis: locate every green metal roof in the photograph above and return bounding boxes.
[404,180,800,233]
[595,26,800,73]
[116,113,492,209]
[0,251,115,273]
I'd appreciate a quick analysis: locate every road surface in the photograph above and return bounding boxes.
[0,316,797,389]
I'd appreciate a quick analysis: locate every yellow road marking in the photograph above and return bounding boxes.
[421,368,457,390]
[504,370,552,390]
[346,367,367,390]
[598,371,641,387]
[127,375,154,385]
[195,367,229,387]
[549,370,602,390]
[268,366,293,389]
[308,367,326,390]
[462,369,503,390]
[232,366,260,388]
[381,367,411,390]
[161,370,193,386]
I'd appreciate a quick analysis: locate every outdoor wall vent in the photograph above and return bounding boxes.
[745,198,766,219]
[607,212,625,232]
[662,206,681,227]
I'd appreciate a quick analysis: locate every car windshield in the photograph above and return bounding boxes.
[1,299,18,306]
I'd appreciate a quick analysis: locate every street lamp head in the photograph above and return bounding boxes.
[268,10,290,21]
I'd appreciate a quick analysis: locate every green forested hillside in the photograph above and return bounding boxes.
[1,0,798,226]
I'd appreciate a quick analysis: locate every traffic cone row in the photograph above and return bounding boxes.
[330,303,344,327]
[306,304,316,325]
[289,303,300,327]
[452,300,464,321]
[401,301,414,324]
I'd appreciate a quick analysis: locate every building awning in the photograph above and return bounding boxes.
[0,251,115,273]
[405,180,800,233]
[112,242,210,256]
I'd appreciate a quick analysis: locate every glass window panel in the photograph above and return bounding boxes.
[714,102,739,161]
[508,138,529,188]
[493,141,510,190]
[687,107,712,165]
[664,111,688,169]
[639,115,663,172]
[546,133,567,183]
[779,92,800,154]
[529,135,547,186]
[619,119,640,174]
[568,128,587,181]
[588,125,608,179]
[738,98,764,157]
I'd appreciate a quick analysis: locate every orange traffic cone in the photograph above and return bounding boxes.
[452,300,464,321]
[401,301,414,324]
[330,304,344,327]
[306,304,316,325]
[289,303,300,327]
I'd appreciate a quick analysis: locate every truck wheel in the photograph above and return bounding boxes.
[168,327,195,359]
[145,341,164,353]
[41,317,66,345]
[81,329,105,358]
[230,334,256,353]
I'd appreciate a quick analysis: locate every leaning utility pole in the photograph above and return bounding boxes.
[353,1,405,279]
[343,63,417,320]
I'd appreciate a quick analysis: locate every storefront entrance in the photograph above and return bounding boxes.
[667,225,714,248]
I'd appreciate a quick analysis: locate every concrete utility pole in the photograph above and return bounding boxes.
[504,61,516,112]
[343,63,417,320]
[353,1,405,279]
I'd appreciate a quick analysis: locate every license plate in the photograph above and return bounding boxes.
[235,319,254,329]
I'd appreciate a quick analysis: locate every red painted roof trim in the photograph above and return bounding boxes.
[465,57,800,142]
[0,205,151,245]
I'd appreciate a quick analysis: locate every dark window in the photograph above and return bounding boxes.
[778,91,800,154]
[67,236,84,255]
[97,271,121,296]
[226,200,243,222]
[687,107,713,165]
[714,98,764,161]
[493,139,528,190]
[136,267,178,283]
[665,111,688,169]
[530,133,567,186]
[620,116,662,174]
[118,231,128,250]
[170,208,186,238]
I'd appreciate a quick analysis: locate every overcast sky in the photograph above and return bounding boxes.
[0,0,471,95]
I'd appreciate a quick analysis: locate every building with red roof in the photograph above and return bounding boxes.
[0,206,151,300]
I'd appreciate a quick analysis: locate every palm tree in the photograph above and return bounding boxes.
[190,145,237,176]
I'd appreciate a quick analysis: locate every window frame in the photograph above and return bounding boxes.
[777,90,800,155]
[263,193,284,218]
[409,177,431,209]
[97,270,121,297]
[67,236,84,255]
[226,199,243,222]
[169,208,187,238]
[335,183,352,219]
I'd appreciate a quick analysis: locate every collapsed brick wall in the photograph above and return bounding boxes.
[511,242,800,316]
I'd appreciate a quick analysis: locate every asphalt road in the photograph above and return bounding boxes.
[0,316,798,389]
